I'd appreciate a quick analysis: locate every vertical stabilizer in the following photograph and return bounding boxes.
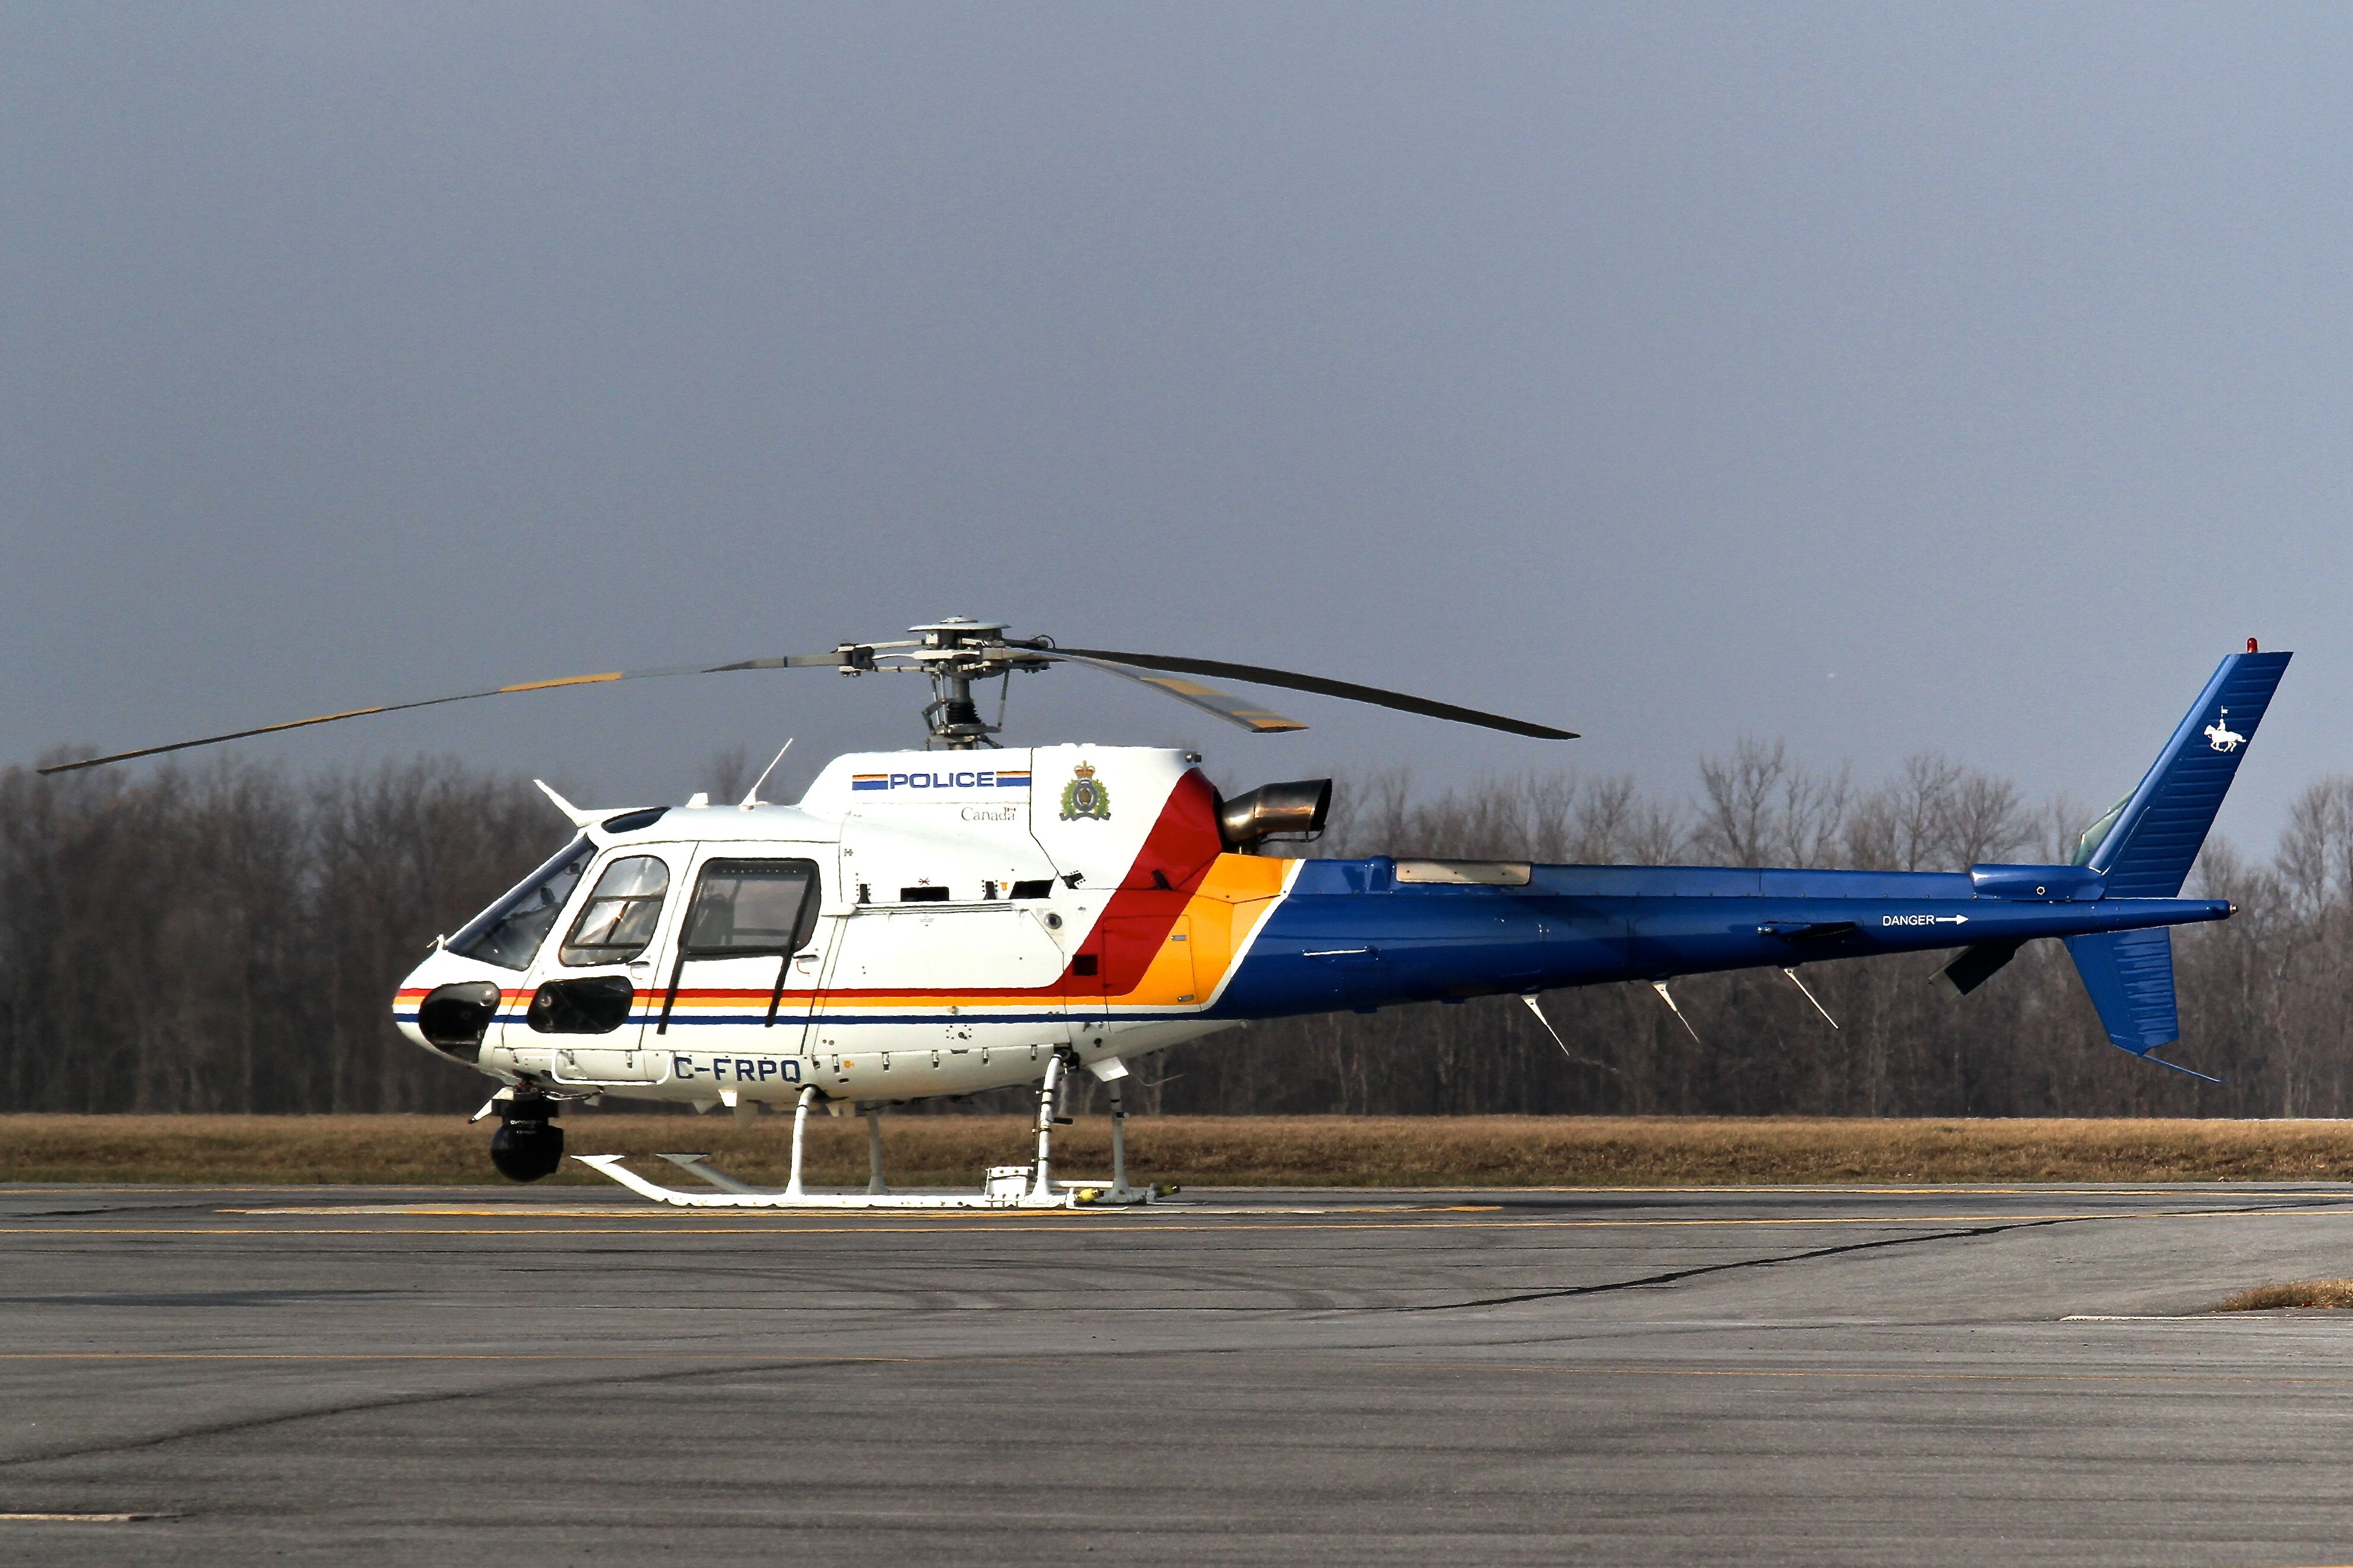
[2063,927,2179,1055]
[2079,649,2290,898]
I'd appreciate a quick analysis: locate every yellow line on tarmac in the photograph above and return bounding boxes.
[1497,1185,2343,1197]
[0,1351,928,1362]
[0,1350,2324,1382]
[215,1204,1503,1217]
[1356,1362,2353,1388]
[2,1184,2327,1198]
[7,1208,2353,1236]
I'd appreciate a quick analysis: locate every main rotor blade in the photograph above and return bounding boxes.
[1050,647,1576,741]
[1042,653,1306,733]
[35,651,856,774]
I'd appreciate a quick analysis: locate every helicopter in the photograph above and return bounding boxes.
[42,621,2289,1207]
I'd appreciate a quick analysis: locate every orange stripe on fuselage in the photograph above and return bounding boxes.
[779,847,1289,1009]
[1099,849,1289,1008]
[396,770,1295,1014]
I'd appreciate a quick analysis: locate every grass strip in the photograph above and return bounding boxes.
[2214,1279,2353,1311]
[5,1114,2353,1188]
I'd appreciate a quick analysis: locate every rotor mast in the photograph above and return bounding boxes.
[898,618,1047,750]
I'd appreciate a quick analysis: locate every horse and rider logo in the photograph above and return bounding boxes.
[2204,708,2246,753]
[1059,761,1111,821]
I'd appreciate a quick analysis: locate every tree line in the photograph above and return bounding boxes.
[0,744,2342,1118]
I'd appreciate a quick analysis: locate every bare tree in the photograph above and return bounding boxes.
[699,745,757,805]
[0,744,2334,1121]
[1695,739,1853,867]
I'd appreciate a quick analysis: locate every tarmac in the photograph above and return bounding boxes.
[8,1177,2353,1566]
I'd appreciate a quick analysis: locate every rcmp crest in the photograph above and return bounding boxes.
[1058,761,1111,821]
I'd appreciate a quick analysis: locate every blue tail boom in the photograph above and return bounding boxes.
[1205,647,2285,1087]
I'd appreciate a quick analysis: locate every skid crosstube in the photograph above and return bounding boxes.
[570,1153,1160,1210]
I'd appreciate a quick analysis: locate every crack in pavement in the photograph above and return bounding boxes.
[0,1342,1339,1472]
[1416,1219,2067,1310]
[1413,1200,2346,1311]
[15,1195,2346,1466]
[0,1353,917,1470]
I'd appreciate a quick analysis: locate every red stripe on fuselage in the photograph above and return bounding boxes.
[810,766,1226,999]
[809,766,1224,999]
[1071,767,1223,995]
[397,771,1233,1006]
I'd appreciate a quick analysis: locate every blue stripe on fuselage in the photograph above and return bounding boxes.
[1205,856,2230,1020]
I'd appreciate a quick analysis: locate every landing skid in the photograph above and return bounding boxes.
[573,1153,1158,1209]
[569,1050,1165,1210]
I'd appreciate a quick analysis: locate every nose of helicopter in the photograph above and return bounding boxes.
[396,947,502,1061]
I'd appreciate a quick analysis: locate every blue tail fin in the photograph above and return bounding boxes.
[2063,927,2219,1081]
[2064,927,2179,1053]
[2059,646,2287,1081]
[2076,647,2291,898]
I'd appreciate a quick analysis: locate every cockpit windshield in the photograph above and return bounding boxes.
[447,836,592,970]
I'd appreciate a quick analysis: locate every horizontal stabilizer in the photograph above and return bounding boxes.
[1936,940,2023,998]
[2063,927,2179,1056]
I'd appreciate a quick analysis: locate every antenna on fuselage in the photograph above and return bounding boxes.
[533,779,596,828]
[1519,993,1619,1076]
[1649,980,1703,1045]
[740,738,795,808]
[1778,967,1841,1028]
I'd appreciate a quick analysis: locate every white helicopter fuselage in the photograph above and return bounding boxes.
[395,745,1293,1109]
[397,646,2291,1134]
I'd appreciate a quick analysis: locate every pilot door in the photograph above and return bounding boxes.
[513,843,687,1087]
[637,849,827,1100]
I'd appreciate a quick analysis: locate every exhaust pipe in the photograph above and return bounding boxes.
[1218,779,1331,851]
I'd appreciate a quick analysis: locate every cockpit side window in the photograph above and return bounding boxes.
[560,855,672,967]
[681,859,822,957]
[447,836,592,971]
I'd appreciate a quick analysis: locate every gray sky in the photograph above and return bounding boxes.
[4,3,2347,857]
